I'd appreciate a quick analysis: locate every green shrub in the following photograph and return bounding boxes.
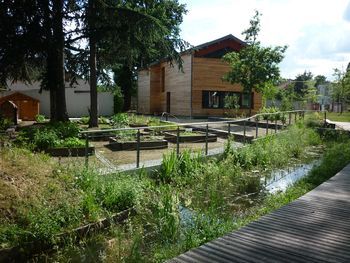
[80,116,90,125]
[50,122,80,138]
[33,129,59,151]
[0,118,13,131]
[113,87,124,114]
[111,113,129,127]
[98,116,110,125]
[58,137,85,148]
[35,114,46,123]
[305,112,323,128]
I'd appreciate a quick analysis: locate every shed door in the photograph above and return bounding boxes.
[20,100,35,120]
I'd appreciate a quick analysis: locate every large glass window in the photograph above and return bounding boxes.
[202,91,253,109]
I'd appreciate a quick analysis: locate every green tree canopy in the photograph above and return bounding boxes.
[293,71,313,97]
[223,11,287,115]
[332,68,350,113]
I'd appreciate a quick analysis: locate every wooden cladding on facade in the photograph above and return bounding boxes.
[137,35,262,117]
[191,57,262,116]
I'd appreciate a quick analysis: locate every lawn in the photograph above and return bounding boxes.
[326,111,350,122]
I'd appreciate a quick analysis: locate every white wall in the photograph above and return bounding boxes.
[2,80,114,117]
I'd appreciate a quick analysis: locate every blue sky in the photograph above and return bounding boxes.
[179,0,350,80]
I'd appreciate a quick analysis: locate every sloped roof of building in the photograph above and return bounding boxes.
[145,34,246,68]
[192,34,246,51]
[0,91,39,104]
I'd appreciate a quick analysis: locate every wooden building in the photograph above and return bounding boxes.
[137,34,262,117]
[0,92,39,121]
[0,100,18,124]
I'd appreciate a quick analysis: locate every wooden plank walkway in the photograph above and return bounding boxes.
[170,164,350,263]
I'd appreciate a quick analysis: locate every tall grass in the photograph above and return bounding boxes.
[0,151,141,249]
[5,124,349,262]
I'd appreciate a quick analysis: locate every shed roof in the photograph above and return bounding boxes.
[0,92,39,104]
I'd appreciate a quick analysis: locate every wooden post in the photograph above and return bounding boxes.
[205,124,209,155]
[294,112,297,123]
[324,111,327,126]
[228,122,231,137]
[266,119,269,135]
[176,126,180,156]
[85,134,89,168]
[136,129,140,168]
[255,118,258,138]
[275,118,277,133]
[288,113,291,125]
[243,120,246,143]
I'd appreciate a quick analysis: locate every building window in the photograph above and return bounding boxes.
[202,91,221,108]
[161,67,165,92]
[202,91,253,109]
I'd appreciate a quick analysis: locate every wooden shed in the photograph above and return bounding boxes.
[0,100,18,125]
[0,92,39,121]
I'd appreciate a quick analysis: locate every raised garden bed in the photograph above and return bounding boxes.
[87,131,116,141]
[129,123,148,128]
[163,131,217,143]
[107,137,168,151]
[45,146,95,157]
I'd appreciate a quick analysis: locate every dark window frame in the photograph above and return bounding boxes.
[202,90,254,109]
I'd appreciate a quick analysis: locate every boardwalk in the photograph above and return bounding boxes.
[170,164,350,263]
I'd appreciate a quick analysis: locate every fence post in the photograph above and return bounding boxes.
[255,117,258,138]
[294,112,297,123]
[176,126,180,156]
[302,111,305,120]
[243,120,246,143]
[275,118,277,133]
[288,112,291,125]
[324,111,327,126]
[228,122,231,137]
[266,118,269,135]
[205,124,209,155]
[136,129,140,168]
[85,134,89,168]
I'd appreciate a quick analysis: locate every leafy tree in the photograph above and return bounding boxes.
[293,71,313,97]
[314,75,327,87]
[224,94,240,117]
[332,68,350,113]
[223,11,287,115]
[68,0,188,127]
[261,81,278,107]
[0,1,75,122]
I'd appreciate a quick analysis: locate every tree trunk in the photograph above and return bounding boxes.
[52,0,68,122]
[120,65,133,112]
[47,50,57,121]
[248,92,252,116]
[88,0,98,127]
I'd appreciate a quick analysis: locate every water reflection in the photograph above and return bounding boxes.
[265,160,320,193]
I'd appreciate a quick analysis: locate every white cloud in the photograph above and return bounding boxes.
[180,0,350,79]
